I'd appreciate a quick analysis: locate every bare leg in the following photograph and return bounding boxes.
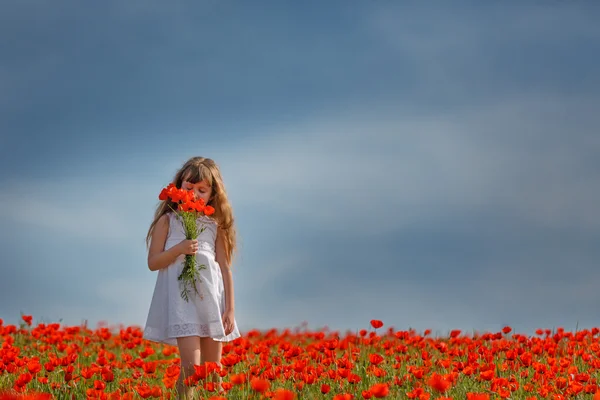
[200,337,223,392]
[176,336,201,400]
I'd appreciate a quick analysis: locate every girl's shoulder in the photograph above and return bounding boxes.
[163,212,175,222]
[152,213,171,237]
[162,212,179,228]
[158,212,172,224]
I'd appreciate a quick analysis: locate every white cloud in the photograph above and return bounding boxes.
[368,2,600,59]
[0,198,131,243]
[209,94,600,235]
[0,178,162,244]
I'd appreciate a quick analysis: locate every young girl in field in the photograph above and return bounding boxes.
[143,157,240,399]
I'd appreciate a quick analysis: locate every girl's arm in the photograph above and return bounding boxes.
[148,215,184,271]
[216,227,235,314]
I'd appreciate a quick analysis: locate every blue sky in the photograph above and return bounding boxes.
[1,0,599,336]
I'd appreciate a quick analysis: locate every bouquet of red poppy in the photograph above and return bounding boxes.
[158,183,216,302]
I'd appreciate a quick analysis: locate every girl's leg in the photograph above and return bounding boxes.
[176,336,201,400]
[200,337,223,391]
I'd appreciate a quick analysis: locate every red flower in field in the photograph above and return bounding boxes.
[333,395,354,400]
[302,373,316,384]
[192,363,209,379]
[370,383,390,398]
[369,353,384,365]
[250,377,270,393]
[568,382,584,397]
[406,387,428,399]
[106,391,122,400]
[162,376,177,389]
[164,364,179,379]
[93,380,106,390]
[408,366,426,379]
[502,326,512,334]
[205,361,222,375]
[273,389,296,400]
[101,367,114,382]
[369,366,387,378]
[370,320,384,329]
[150,386,161,397]
[134,383,152,399]
[230,373,246,385]
[556,377,568,390]
[12,316,600,400]
[467,394,490,400]
[428,373,452,393]
[142,360,157,374]
[26,360,41,375]
[479,369,494,381]
[80,366,97,379]
[450,329,461,338]
[13,373,32,389]
[21,315,32,326]
[0,393,51,400]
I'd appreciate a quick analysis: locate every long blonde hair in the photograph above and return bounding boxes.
[146,157,237,266]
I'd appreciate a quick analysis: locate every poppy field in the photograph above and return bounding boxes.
[2,316,600,399]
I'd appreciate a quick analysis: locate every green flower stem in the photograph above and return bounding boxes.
[169,206,208,302]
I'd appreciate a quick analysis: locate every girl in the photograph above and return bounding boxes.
[143,157,240,399]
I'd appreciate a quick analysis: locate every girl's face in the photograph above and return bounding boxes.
[182,178,213,205]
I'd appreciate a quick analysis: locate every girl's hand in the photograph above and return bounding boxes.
[177,239,198,255]
[222,309,235,335]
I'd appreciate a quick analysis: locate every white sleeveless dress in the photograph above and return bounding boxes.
[143,212,241,345]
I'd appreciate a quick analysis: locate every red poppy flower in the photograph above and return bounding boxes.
[370,320,383,329]
[273,389,296,400]
[204,205,215,216]
[21,315,32,326]
[250,377,270,393]
[428,373,452,393]
[370,383,389,398]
